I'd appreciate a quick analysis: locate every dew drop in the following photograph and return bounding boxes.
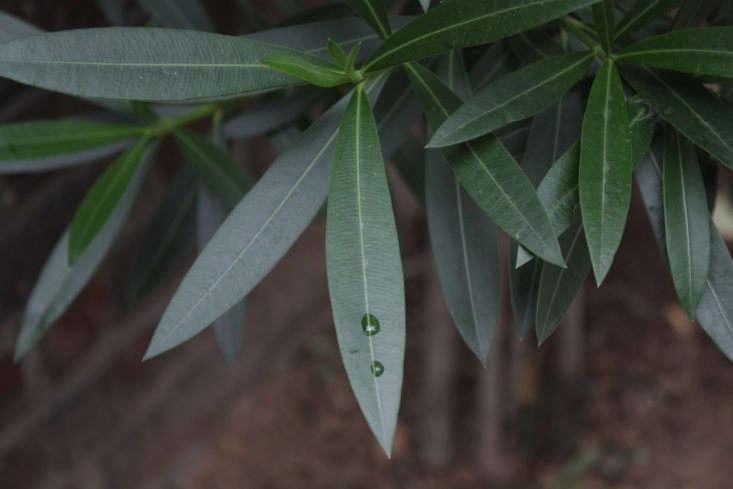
[361,313,381,336]
[370,361,384,377]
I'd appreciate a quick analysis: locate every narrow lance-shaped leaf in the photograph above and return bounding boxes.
[15,142,157,359]
[620,66,733,169]
[0,28,308,102]
[635,152,733,362]
[593,0,616,53]
[535,218,591,344]
[419,0,431,11]
[344,0,392,39]
[173,128,253,210]
[469,41,516,90]
[260,53,356,87]
[363,0,602,72]
[617,27,733,78]
[428,51,593,147]
[405,62,565,266]
[426,52,499,364]
[663,127,710,318]
[68,138,153,264]
[143,73,388,360]
[0,10,41,43]
[128,166,198,302]
[580,59,632,285]
[0,120,144,174]
[326,83,404,455]
[628,97,656,168]
[614,0,682,40]
[96,0,125,25]
[509,245,542,337]
[137,0,214,31]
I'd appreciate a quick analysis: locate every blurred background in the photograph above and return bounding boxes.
[0,1,732,488]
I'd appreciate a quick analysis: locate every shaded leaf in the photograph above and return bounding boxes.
[621,66,733,169]
[509,245,542,337]
[260,53,355,87]
[614,0,682,40]
[406,62,564,266]
[592,0,616,53]
[0,10,41,43]
[663,127,710,318]
[580,59,632,284]
[137,0,214,31]
[68,139,153,264]
[344,0,392,39]
[15,143,156,359]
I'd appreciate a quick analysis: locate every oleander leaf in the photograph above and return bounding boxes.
[128,166,198,302]
[363,0,601,72]
[469,41,516,90]
[428,51,593,147]
[326,83,404,456]
[68,139,154,265]
[628,97,656,168]
[663,127,710,318]
[260,54,355,87]
[592,0,615,53]
[137,0,214,31]
[0,28,306,101]
[328,39,349,67]
[391,136,426,205]
[143,73,388,360]
[636,151,733,362]
[173,128,253,210]
[621,66,733,169]
[426,51,498,364]
[15,142,156,359]
[535,219,591,344]
[405,62,564,266]
[614,0,682,40]
[617,27,733,78]
[580,59,632,285]
[0,120,143,174]
[96,0,125,25]
[0,10,41,43]
[344,0,392,39]
[509,245,542,337]
[418,0,431,12]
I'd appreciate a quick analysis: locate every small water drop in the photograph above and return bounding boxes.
[361,313,381,336]
[370,361,384,377]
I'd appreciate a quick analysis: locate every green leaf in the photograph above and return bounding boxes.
[15,142,156,359]
[428,52,593,147]
[672,0,719,28]
[628,97,656,168]
[635,151,733,361]
[621,66,733,169]
[328,38,349,66]
[0,10,41,43]
[509,28,565,64]
[260,53,355,87]
[372,69,424,159]
[143,73,388,360]
[0,28,306,102]
[173,128,253,210]
[509,245,541,337]
[426,51,498,364]
[419,0,431,12]
[221,87,323,139]
[326,83,404,456]
[515,91,583,267]
[197,184,246,367]
[128,166,198,302]
[426,150,499,363]
[68,139,154,265]
[580,59,632,285]
[345,0,392,39]
[663,127,710,318]
[391,136,426,205]
[634,137,667,251]
[406,61,565,266]
[535,218,591,344]
[137,0,214,31]
[617,27,733,78]
[96,0,125,25]
[363,0,601,72]
[592,0,615,53]
[539,143,582,235]
[614,0,682,40]
[469,41,516,90]
[0,120,143,173]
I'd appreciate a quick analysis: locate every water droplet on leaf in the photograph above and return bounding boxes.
[361,313,381,336]
[370,361,384,377]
